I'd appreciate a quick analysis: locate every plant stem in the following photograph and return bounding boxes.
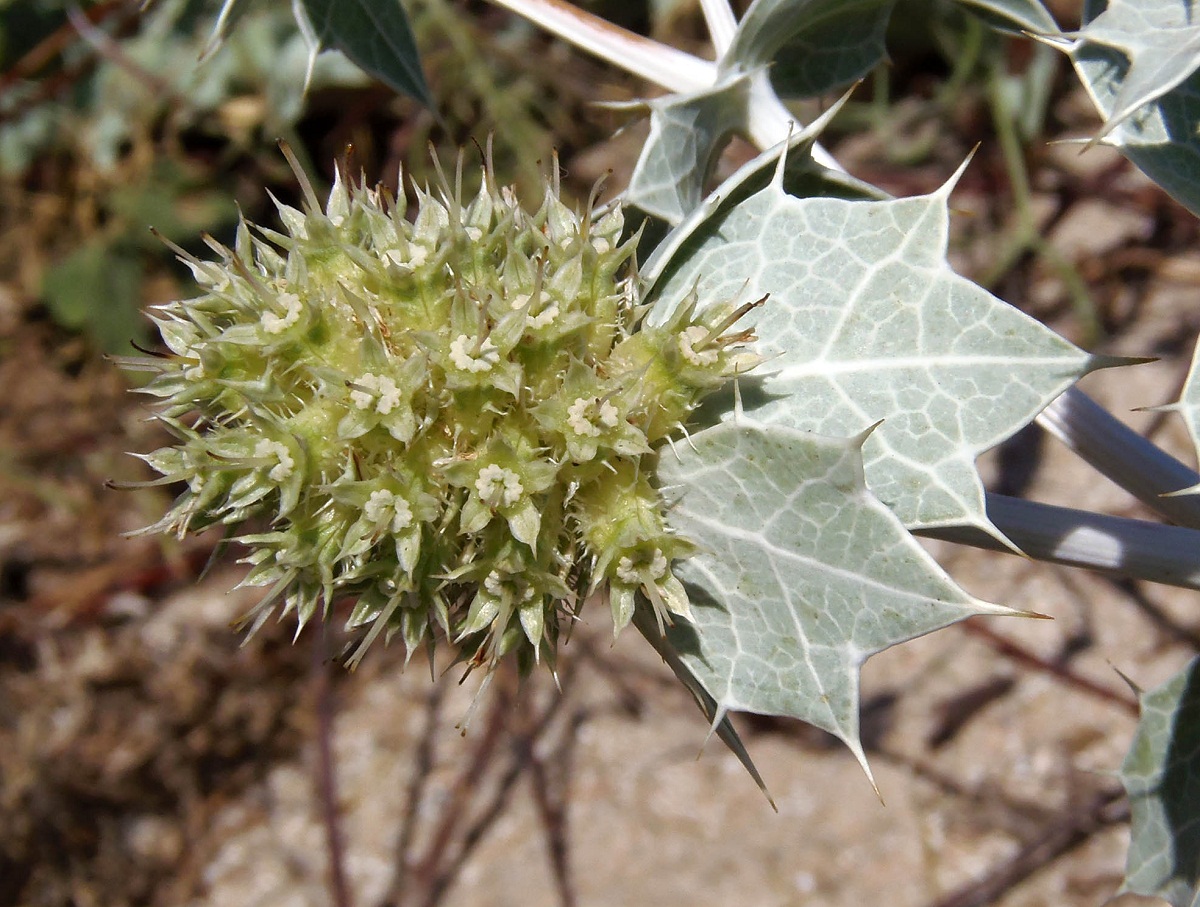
[484,0,716,93]
[1036,388,1200,526]
[918,493,1200,591]
[699,0,738,56]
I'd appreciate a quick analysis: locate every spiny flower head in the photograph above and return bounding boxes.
[127,146,761,675]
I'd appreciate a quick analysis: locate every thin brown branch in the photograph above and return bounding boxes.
[401,668,516,906]
[924,785,1129,907]
[65,3,177,101]
[313,623,354,907]
[0,0,129,91]
[961,619,1139,715]
[0,0,142,127]
[521,704,584,907]
[389,680,447,902]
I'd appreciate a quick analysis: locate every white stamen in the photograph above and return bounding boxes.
[679,325,719,366]
[528,304,559,330]
[449,335,500,373]
[261,292,302,335]
[254,439,294,482]
[616,556,639,585]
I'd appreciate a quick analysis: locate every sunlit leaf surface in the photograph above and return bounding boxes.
[1120,657,1200,907]
[657,419,1015,772]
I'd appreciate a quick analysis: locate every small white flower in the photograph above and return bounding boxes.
[528,304,559,330]
[254,439,295,482]
[649,549,668,578]
[679,325,718,366]
[511,292,558,330]
[364,488,413,532]
[567,397,619,437]
[351,373,403,414]
[449,334,500,373]
[484,570,505,597]
[475,464,524,507]
[383,245,429,270]
[615,556,639,585]
[483,570,534,602]
[616,549,668,584]
[261,292,302,335]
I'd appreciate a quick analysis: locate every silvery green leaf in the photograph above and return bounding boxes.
[656,419,1017,773]
[1119,656,1200,907]
[641,102,882,289]
[1076,0,1200,132]
[952,0,1059,34]
[623,73,751,225]
[1063,0,1200,215]
[650,155,1101,537]
[294,0,434,108]
[1152,336,1200,495]
[722,0,896,98]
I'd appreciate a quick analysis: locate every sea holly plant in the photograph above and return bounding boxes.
[128,0,1200,900]
[130,145,763,676]
[1118,659,1200,907]
[1050,0,1200,217]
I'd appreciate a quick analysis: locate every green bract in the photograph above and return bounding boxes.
[131,150,760,673]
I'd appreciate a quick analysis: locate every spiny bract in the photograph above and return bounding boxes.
[130,148,760,674]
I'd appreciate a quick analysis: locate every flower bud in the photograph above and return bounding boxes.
[131,147,761,674]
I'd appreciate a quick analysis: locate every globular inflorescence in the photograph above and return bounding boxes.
[130,148,761,674]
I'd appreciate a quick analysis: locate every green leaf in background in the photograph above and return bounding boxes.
[42,241,147,355]
[1059,0,1200,216]
[295,0,434,108]
[622,73,750,225]
[656,419,1017,775]
[721,0,897,99]
[1119,656,1200,907]
[649,154,1101,538]
[951,0,1059,34]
